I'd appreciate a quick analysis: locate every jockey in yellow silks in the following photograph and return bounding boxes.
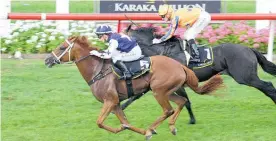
[152,4,211,62]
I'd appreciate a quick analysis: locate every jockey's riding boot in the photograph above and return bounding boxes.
[182,40,187,51]
[188,39,200,62]
[115,61,132,80]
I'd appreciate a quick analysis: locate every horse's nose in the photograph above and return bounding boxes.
[44,54,55,68]
[46,63,53,68]
[44,58,52,68]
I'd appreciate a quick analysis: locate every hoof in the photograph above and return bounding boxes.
[189,119,196,124]
[145,135,152,141]
[151,129,157,135]
[122,124,130,129]
[171,128,177,135]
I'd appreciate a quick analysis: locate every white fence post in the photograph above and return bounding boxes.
[94,0,100,13]
[267,20,275,62]
[0,0,11,37]
[256,0,271,30]
[56,0,69,35]
[256,0,275,61]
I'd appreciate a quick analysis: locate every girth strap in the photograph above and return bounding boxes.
[87,65,134,98]
[126,79,134,98]
[89,75,134,98]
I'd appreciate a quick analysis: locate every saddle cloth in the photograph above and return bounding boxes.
[112,57,151,79]
[188,46,214,69]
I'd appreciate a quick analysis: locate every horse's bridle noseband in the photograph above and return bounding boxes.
[51,38,96,64]
[51,38,76,64]
[50,38,110,86]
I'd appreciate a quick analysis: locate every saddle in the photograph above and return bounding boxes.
[112,57,151,79]
[111,57,152,98]
[188,46,214,69]
[177,38,214,69]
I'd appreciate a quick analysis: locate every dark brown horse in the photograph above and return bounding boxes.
[45,36,223,140]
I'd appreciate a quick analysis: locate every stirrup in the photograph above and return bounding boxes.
[190,55,201,62]
[119,73,132,80]
[190,58,201,63]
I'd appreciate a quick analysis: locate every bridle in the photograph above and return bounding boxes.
[51,38,76,64]
[51,38,91,64]
[51,38,111,86]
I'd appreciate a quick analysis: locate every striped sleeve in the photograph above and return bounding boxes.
[160,16,179,42]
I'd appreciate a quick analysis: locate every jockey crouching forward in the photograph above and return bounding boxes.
[91,25,142,80]
[153,4,211,62]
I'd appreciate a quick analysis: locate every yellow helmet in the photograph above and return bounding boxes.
[158,4,174,17]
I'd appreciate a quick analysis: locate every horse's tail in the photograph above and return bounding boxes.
[183,66,223,94]
[251,48,276,76]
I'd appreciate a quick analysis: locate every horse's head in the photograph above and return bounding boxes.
[126,25,156,46]
[45,36,93,68]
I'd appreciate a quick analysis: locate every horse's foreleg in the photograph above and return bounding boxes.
[113,105,146,135]
[121,94,144,110]
[175,87,196,124]
[96,101,125,133]
[168,94,187,135]
[145,94,174,140]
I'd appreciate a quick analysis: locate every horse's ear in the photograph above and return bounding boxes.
[151,27,156,33]
[76,36,89,46]
[126,24,132,33]
[81,36,88,42]
[68,36,76,40]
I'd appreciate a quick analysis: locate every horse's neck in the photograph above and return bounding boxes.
[137,39,152,47]
[75,55,106,83]
[141,44,162,56]
[131,34,152,46]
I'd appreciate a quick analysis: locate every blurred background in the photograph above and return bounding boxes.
[1,1,276,141]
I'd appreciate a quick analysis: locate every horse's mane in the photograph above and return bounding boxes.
[154,34,180,40]
[133,27,157,33]
[69,36,100,51]
[133,26,181,40]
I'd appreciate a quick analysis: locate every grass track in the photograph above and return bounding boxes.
[1,59,276,141]
[11,1,93,13]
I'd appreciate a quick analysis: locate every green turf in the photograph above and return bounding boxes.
[1,59,276,141]
[222,0,256,13]
[11,1,93,13]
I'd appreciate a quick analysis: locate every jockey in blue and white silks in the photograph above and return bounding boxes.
[90,25,142,80]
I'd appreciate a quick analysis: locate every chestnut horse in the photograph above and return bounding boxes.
[45,36,223,140]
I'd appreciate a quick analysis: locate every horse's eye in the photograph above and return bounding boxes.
[60,46,66,50]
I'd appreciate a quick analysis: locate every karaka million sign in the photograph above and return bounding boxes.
[100,0,221,13]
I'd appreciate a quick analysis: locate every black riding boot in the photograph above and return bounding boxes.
[188,39,200,62]
[115,60,132,80]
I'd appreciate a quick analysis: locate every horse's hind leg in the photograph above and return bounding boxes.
[168,94,187,135]
[121,93,144,110]
[175,87,196,124]
[247,77,276,104]
[234,75,276,104]
[226,60,276,104]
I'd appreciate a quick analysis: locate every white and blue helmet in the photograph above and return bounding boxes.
[95,25,113,35]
